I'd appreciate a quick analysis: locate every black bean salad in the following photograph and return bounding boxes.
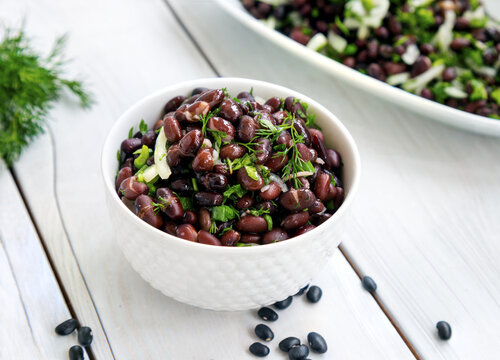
[115,87,344,246]
[242,0,500,119]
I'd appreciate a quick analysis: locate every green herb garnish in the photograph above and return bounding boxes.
[211,205,240,222]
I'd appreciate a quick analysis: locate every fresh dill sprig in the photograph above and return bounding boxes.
[0,28,92,166]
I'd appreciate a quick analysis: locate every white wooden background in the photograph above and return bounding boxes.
[1,0,499,359]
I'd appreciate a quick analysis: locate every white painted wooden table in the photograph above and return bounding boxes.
[1,0,500,359]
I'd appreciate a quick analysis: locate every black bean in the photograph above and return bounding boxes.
[164,95,186,113]
[78,326,93,347]
[258,307,278,322]
[202,173,228,191]
[69,345,84,360]
[274,296,293,310]
[436,321,452,340]
[191,87,209,96]
[279,337,301,352]
[295,284,309,296]
[194,192,223,207]
[121,138,142,154]
[55,318,79,335]
[255,324,274,342]
[307,332,328,353]
[306,285,322,303]
[361,276,377,292]
[249,342,270,357]
[288,344,309,360]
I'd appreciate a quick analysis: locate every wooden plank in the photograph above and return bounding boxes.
[0,161,80,359]
[168,1,500,358]
[5,0,414,358]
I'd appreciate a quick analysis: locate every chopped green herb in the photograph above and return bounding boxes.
[211,205,240,222]
[191,177,199,192]
[247,208,270,216]
[264,214,273,231]
[469,79,487,101]
[244,165,260,181]
[128,127,134,139]
[223,184,247,199]
[133,145,150,169]
[209,221,218,234]
[490,88,500,106]
[178,197,194,211]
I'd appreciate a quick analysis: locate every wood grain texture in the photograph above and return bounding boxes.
[168,1,500,358]
[0,161,80,359]
[6,0,413,358]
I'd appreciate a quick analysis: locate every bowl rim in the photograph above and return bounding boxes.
[101,77,361,254]
[215,0,500,136]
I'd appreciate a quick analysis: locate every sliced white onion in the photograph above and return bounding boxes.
[402,44,420,65]
[283,171,314,181]
[315,158,325,165]
[260,16,277,29]
[202,138,212,148]
[212,148,219,163]
[307,33,328,51]
[317,206,327,215]
[260,184,271,193]
[433,10,455,52]
[254,96,266,105]
[444,87,468,98]
[386,72,410,86]
[154,126,171,180]
[143,165,159,183]
[258,0,290,6]
[327,31,346,53]
[403,64,445,94]
[465,59,497,77]
[270,173,288,193]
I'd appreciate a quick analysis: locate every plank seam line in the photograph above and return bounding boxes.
[339,245,422,359]
[163,0,221,77]
[46,125,116,360]
[0,235,42,358]
[160,2,420,357]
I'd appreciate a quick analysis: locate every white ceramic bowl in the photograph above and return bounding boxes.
[102,78,360,311]
[216,0,500,137]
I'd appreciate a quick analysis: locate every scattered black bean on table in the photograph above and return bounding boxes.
[116,88,346,246]
[55,318,79,336]
[78,326,93,347]
[361,276,377,292]
[279,337,301,353]
[307,332,328,354]
[436,321,452,340]
[69,345,84,360]
[288,344,310,360]
[258,307,279,322]
[249,342,270,357]
[255,324,274,342]
[306,285,322,303]
[274,296,293,310]
[295,284,309,296]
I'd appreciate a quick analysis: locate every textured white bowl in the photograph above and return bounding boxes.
[102,78,360,311]
[216,0,500,137]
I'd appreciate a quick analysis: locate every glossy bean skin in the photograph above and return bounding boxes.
[167,143,182,167]
[314,172,331,201]
[256,201,277,215]
[279,188,316,211]
[164,95,186,113]
[255,138,271,164]
[308,332,328,354]
[208,116,235,142]
[135,195,163,228]
[197,230,222,246]
[198,208,212,231]
[121,138,142,154]
[175,101,210,122]
[272,110,289,125]
[309,199,325,214]
[237,115,259,142]
[260,181,281,200]
[262,228,288,244]
[194,192,223,206]
[153,118,165,131]
[264,153,288,172]
[201,173,228,191]
[219,98,242,122]
[236,194,254,209]
[156,188,184,220]
[170,178,192,195]
[334,187,345,210]
[295,224,316,235]
[191,87,209,96]
[192,147,214,172]
[119,176,148,200]
[281,212,309,230]
[162,221,177,235]
[220,143,246,160]
[116,167,132,191]
[255,110,276,126]
[179,129,204,157]
[176,224,198,242]
[196,89,225,108]
[276,131,293,148]
[220,229,240,246]
[292,118,311,146]
[237,167,264,191]
[214,163,230,176]
[264,96,282,113]
[182,211,197,225]
[297,143,316,162]
[311,131,330,168]
[326,149,341,169]
[141,130,157,147]
[163,116,183,142]
[237,91,255,101]
[236,215,268,233]
[311,213,331,226]
[240,233,261,243]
